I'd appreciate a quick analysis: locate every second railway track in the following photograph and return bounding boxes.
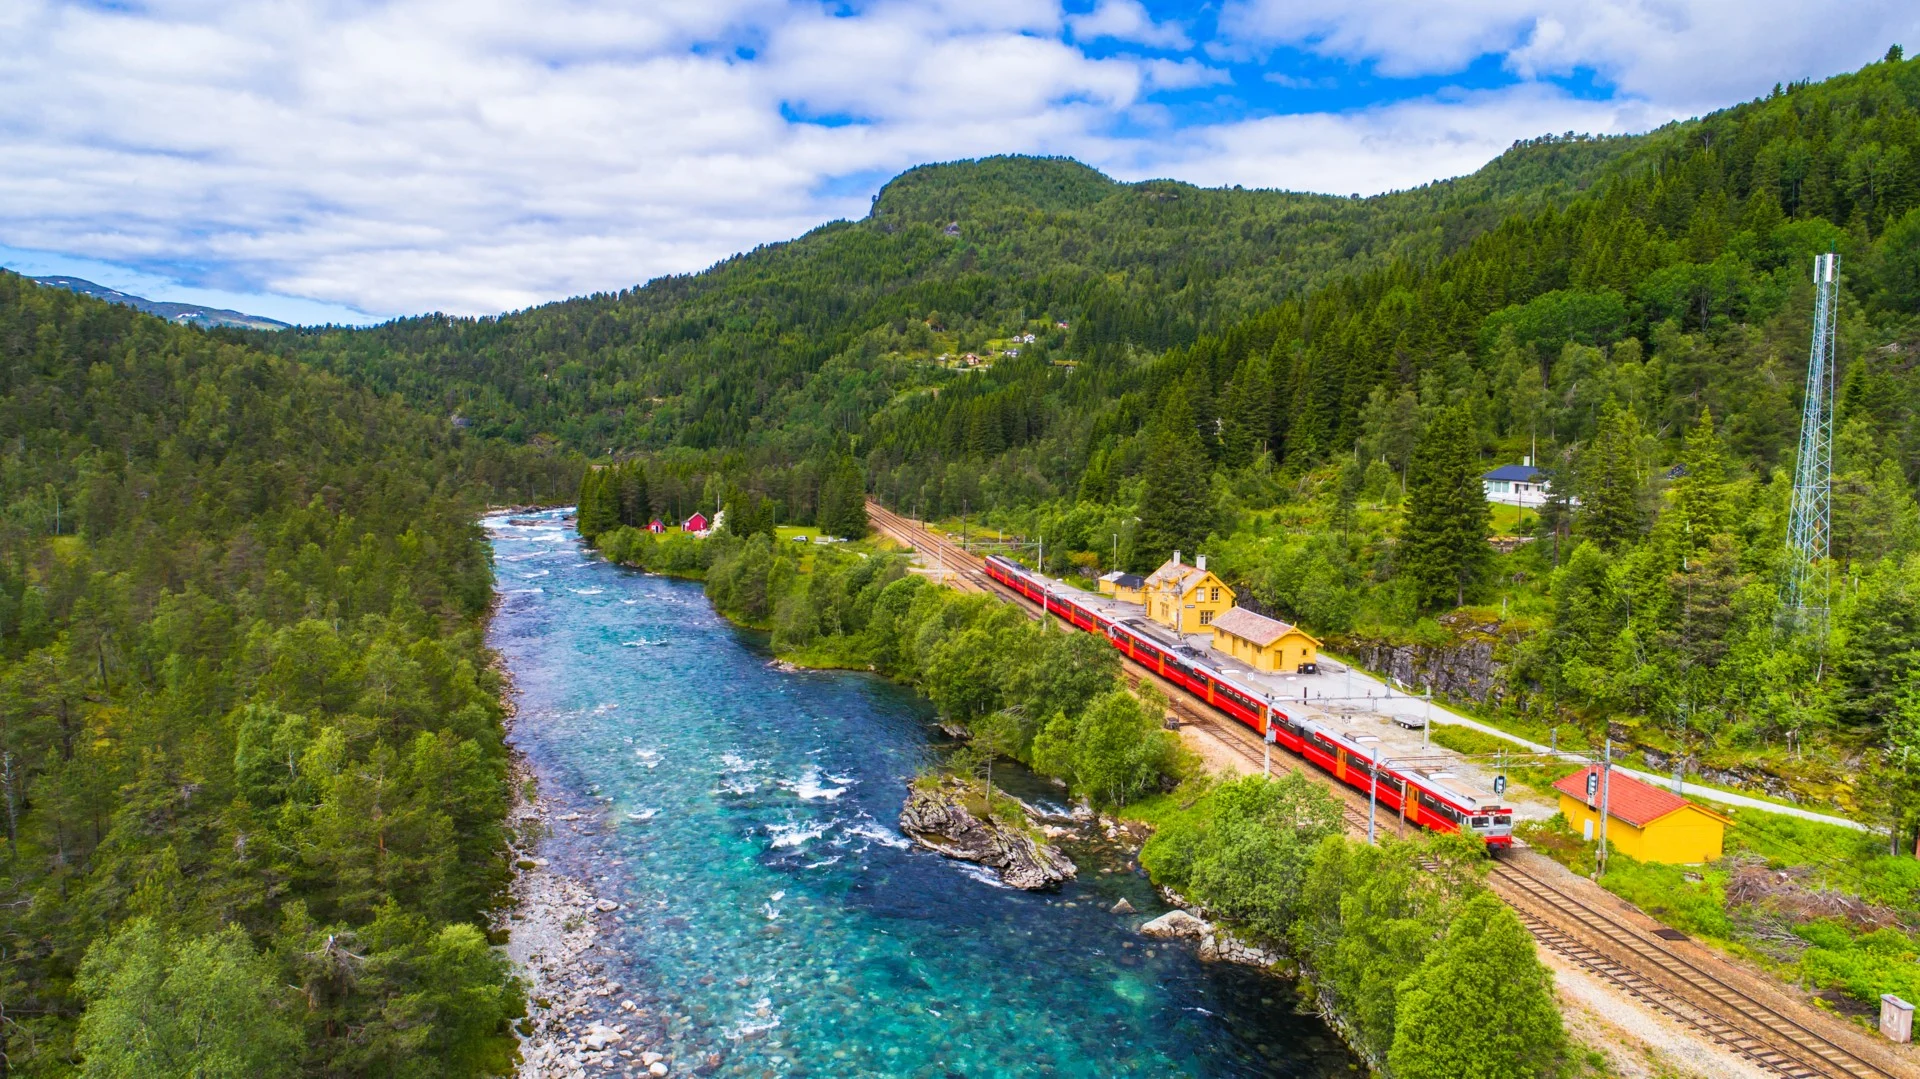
[863,500,1900,1079]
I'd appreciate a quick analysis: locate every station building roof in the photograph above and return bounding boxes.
[1210,606,1315,647]
[1551,767,1730,828]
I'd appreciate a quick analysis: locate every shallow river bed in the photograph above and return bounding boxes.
[487,511,1355,1078]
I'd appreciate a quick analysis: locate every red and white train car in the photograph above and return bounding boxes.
[982,554,1513,848]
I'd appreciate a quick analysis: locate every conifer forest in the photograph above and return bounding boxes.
[6,44,1920,1079]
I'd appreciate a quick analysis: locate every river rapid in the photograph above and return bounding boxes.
[487,510,1355,1078]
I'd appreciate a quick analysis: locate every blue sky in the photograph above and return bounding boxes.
[1,0,1914,323]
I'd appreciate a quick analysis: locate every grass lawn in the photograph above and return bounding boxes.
[1488,502,1538,535]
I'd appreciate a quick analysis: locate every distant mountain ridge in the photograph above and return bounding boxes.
[27,275,289,330]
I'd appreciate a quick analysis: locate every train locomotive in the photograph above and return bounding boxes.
[981,554,1513,848]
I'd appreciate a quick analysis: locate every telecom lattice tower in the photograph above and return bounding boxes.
[1785,252,1839,628]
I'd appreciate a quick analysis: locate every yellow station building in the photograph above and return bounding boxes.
[1141,553,1235,633]
[1209,607,1321,673]
[1552,766,1731,864]
[1098,570,1147,604]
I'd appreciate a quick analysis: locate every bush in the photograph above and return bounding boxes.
[1032,689,1181,807]
[1388,892,1567,1079]
[1139,773,1345,942]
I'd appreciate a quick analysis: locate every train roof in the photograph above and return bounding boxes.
[1293,719,1505,814]
[993,557,1507,814]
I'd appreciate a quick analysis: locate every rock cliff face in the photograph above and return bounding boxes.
[1335,613,1521,708]
[899,781,1077,890]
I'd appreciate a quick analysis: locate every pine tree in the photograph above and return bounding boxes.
[1578,402,1645,550]
[1387,893,1567,1079]
[1398,404,1489,610]
[818,459,869,539]
[1134,386,1215,570]
[576,469,619,539]
[615,461,652,527]
[1672,407,1730,544]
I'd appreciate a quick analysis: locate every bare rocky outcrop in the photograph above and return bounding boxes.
[1140,908,1282,968]
[899,779,1077,890]
[1140,909,1210,940]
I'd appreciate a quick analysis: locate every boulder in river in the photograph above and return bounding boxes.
[1139,909,1211,940]
[899,779,1076,890]
[1111,897,1136,915]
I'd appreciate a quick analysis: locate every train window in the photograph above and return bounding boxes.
[1470,816,1491,830]
[1495,814,1512,826]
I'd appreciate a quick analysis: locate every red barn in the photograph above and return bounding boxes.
[648,519,665,533]
[682,512,709,533]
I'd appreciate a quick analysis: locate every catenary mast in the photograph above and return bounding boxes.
[1785,253,1839,629]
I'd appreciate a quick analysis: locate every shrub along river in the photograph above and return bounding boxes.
[487,510,1355,1077]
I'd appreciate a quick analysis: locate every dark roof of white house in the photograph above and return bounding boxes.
[1483,464,1545,482]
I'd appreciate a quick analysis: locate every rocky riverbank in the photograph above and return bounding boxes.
[898,778,1078,890]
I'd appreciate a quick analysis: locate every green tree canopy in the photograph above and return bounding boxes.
[1399,404,1490,609]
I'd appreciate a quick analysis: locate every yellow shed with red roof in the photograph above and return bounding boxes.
[1553,766,1731,865]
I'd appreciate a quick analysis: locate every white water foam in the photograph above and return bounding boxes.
[626,808,658,821]
[508,588,544,594]
[842,817,911,850]
[783,766,850,802]
[956,863,1012,889]
[633,749,662,769]
[767,819,826,850]
[519,569,549,578]
[568,587,604,595]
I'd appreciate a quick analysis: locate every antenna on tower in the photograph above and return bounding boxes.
[1785,252,1838,631]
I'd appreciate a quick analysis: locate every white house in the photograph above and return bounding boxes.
[1483,459,1552,508]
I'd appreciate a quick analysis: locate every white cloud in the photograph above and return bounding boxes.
[0,0,1910,318]
[1219,0,1920,109]
[1117,83,1662,196]
[1069,0,1192,50]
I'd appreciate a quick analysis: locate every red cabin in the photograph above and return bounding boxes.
[682,512,709,533]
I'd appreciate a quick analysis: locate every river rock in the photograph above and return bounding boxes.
[1140,909,1211,939]
[898,780,1077,890]
[1111,897,1136,915]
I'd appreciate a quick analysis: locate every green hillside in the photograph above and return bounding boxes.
[0,273,574,1074]
[292,54,1920,821]
[268,133,1638,456]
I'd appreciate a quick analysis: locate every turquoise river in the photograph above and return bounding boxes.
[487,510,1355,1078]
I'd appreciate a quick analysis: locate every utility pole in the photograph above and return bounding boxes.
[1786,252,1839,632]
[1262,699,1273,779]
[1423,687,1432,748]
[1598,739,1613,879]
[1367,744,1381,844]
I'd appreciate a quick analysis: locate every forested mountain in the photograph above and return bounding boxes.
[265,54,1920,836]
[0,272,574,1074]
[268,134,1636,455]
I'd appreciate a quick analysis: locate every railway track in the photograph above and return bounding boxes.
[1488,864,1899,1079]
[862,501,1901,1079]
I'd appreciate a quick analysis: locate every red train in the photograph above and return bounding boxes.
[982,554,1513,848]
